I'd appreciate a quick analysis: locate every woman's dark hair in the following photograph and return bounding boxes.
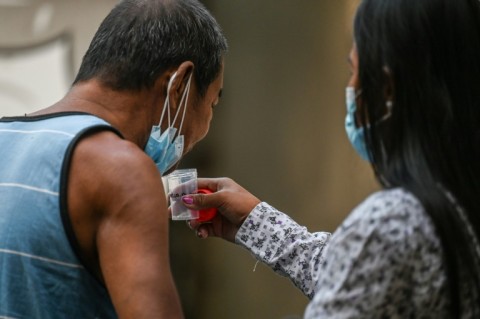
[73,0,227,96]
[354,0,480,315]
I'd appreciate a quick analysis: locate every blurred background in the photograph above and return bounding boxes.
[0,0,377,318]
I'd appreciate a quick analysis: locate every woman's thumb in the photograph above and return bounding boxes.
[181,193,209,209]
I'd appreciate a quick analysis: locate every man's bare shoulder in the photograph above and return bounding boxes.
[75,130,152,171]
[69,129,166,218]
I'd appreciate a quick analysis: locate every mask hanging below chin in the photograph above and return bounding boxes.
[144,72,193,175]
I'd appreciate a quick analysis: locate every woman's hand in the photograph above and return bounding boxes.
[182,177,261,242]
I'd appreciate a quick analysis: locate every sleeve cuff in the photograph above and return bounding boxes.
[235,201,302,262]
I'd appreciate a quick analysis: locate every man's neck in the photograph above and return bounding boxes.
[31,80,157,148]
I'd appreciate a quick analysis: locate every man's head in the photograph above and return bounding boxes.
[73,0,227,97]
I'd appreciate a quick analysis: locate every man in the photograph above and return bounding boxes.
[0,0,226,317]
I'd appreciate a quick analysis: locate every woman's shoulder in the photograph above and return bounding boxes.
[337,188,440,250]
[346,188,425,225]
[359,187,422,214]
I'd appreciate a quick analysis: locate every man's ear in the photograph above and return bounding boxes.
[167,61,195,113]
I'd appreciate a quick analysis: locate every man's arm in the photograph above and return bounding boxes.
[68,130,183,318]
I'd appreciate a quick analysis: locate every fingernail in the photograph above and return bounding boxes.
[182,196,194,205]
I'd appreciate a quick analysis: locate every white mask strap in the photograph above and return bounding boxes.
[172,72,193,136]
[158,95,170,128]
[158,72,178,127]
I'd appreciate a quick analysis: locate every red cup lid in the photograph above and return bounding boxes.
[195,188,217,222]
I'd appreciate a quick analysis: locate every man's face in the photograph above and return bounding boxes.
[181,62,224,155]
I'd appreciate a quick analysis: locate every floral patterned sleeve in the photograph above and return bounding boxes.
[235,202,331,298]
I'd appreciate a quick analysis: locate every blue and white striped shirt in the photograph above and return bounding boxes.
[0,112,120,319]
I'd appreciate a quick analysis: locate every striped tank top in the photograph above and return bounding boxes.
[0,112,121,318]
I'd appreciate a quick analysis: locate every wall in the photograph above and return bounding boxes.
[0,0,117,115]
[174,1,378,318]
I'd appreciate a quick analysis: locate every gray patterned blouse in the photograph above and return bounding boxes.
[236,188,477,318]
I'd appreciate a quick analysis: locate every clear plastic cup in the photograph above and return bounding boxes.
[166,168,199,220]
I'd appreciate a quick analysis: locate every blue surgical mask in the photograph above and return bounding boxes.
[345,86,370,161]
[345,87,392,162]
[145,72,192,175]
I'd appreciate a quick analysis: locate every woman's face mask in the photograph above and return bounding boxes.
[345,86,370,161]
[344,87,392,162]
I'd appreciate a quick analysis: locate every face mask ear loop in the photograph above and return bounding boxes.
[172,73,193,137]
[158,95,170,128]
[158,75,177,128]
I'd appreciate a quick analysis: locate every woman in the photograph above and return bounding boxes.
[184,0,480,317]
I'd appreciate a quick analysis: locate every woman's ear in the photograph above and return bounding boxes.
[167,61,195,113]
[383,66,394,104]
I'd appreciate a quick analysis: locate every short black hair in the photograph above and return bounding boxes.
[73,0,227,96]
